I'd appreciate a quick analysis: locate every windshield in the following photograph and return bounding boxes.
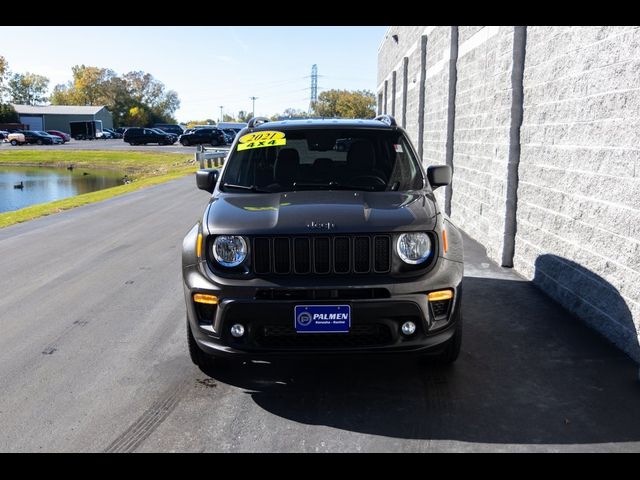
[221,129,424,193]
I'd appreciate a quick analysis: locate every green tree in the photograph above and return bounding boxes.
[271,107,308,120]
[124,106,150,127]
[0,103,18,123]
[222,113,236,122]
[312,89,376,119]
[0,55,10,102]
[9,72,49,105]
[237,110,252,122]
[185,119,216,128]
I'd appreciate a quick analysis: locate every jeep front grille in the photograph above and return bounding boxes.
[252,235,391,275]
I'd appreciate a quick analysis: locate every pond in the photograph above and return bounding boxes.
[0,166,126,213]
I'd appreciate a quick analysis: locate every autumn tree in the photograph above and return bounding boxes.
[50,65,180,127]
[312,89,376,119]
[9,72,49,105]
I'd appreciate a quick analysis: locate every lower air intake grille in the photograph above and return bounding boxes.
[256,324,392,348]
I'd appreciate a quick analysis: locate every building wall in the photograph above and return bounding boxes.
[514,26,640,357]
[44,114,95,133]
[42,109,114,133]
[378,25,640,362]
[95,108,114,130]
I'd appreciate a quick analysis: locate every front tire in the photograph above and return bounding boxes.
[187,320,218,372]
[430,316,462,365]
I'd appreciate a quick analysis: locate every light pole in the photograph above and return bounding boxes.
[219,105,224,123]
[249,96,258,118]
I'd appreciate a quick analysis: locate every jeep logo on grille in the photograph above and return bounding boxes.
[307,221,335,230]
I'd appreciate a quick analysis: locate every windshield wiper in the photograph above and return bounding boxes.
[292,181,377,192]
[222,183,271,193]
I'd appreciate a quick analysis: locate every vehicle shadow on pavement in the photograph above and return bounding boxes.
[201,260,640,445]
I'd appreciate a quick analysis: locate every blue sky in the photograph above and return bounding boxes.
[1,26,387,122]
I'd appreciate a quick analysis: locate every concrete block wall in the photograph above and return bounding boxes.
[422,27,454,209]
[514,26,640,360]
[378,25,640,362]
[450,26,515,263]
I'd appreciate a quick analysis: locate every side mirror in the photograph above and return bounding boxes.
[426,165,451,189]
[196,169,219,193]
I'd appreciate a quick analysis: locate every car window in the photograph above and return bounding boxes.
[221,128,425,193]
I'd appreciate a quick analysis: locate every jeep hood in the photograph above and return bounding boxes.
[206,190,438,235]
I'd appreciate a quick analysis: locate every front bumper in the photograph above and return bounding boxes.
[183,254,464,359]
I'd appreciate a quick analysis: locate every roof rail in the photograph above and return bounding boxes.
[247,117,270,128]
[373,114,397,127]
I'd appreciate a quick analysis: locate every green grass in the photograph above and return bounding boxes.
[0,150,197,228]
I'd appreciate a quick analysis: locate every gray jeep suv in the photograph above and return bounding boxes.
[182,115,464,369]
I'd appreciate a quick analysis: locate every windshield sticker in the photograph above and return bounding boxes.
[238,131,286,151]
[394,144,404,153]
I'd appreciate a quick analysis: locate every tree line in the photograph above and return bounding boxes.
[215,90,377,124]
[0,55,180,127]
[2,53,378,127]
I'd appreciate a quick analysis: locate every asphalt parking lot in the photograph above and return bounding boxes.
[0,176,638,452]
[0,139,229,155]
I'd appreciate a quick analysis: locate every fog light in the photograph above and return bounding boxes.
[401,321,416,336]
[230,323,245,338]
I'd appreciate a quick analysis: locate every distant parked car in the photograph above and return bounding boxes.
[46,130,71,143]
[150,128,178,144]
[104,128,123,139]
[123,127,176,145]
[179,127,225,146]
[0,130,9,141]
[221,128,239,144]
[20,130,60,145]
[37,131,63,144]
[100,130,114,139]
[8,132,26,145]
[153,123,184,136]
[114,127,129,135]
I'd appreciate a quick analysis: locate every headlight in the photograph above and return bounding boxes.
[396,232,432,264]
[212,235,247,267]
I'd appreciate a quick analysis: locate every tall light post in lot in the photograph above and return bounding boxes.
[249,96,258,118]
[219,106,224,123]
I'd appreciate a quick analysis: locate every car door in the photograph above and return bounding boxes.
[143,129,157,143]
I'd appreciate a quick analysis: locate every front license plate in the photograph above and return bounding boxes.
[294,305,351,333]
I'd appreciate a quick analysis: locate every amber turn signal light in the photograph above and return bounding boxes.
[442,229,448,254]
[193,293,218,305]
[427,290,453,302]
[196,233,203,258]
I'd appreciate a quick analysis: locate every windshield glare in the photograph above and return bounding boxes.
[221,129,424,193]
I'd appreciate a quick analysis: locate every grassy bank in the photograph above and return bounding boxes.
[0,150,197,228]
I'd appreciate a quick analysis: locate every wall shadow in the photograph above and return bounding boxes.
[533,254,639,364]
[200,257,640,445]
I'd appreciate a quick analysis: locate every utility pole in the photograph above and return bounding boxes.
[219,106,224,123]
[249,96,258,118]
[309,64,318,114]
